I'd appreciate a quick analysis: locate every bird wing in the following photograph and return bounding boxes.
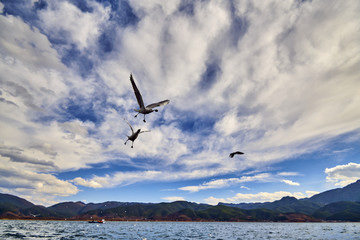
[229,153,234,158]
[124,118,134,134]
[130,74,145,108]
[146,99,170,109]
[235,151,244,155]
[139,130,151,134]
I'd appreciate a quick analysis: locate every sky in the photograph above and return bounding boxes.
[0,0,359,206]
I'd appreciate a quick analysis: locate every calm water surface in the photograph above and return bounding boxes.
[0,220,359,240]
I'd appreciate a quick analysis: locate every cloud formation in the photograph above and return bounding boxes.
[325,162,360,187]
[0,156,78,205]
[1,0,359,204]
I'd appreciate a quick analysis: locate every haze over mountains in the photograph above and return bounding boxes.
[1,180,360,222]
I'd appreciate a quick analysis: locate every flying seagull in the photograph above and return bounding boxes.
[229,151,245,158]
[124,119,150,148]
[130,74,170,122]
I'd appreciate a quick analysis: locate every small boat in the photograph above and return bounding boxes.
[88,219,105,223]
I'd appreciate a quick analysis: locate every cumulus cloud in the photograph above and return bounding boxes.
[325,162,360,186]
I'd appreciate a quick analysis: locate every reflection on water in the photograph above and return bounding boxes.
[0,220,359,240]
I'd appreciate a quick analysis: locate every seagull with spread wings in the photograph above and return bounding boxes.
[229,151,245,158]
[130,74,170,122]
[124,119,150,148]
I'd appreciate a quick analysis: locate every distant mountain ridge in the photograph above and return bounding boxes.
[219,197,323,215]
[220,180,360,215]
[308,180,360,204]
[0,193,34,209]
[1,179,360,221]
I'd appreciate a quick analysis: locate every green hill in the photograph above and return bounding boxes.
[196,205,278,221]
[312,201,360,221]
[82,201,210,220]
[48,201,86,218]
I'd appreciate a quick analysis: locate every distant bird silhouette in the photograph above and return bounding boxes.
[130,74,170,122]
[229,151,244,158]
[124,119,150,148]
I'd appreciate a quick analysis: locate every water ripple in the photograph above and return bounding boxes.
[1,220,360,240]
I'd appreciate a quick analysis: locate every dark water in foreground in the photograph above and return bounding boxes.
[1,220,359,240]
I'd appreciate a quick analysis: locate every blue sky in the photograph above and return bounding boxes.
[0,0,359,206]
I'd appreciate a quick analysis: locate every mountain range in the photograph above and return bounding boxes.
[1,180,360,222]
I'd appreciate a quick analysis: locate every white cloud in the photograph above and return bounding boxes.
[325,162,360,186]
[277,172,300,177]
[214,0,360,161]
[0,11,106,172]
[0,13,65,70]
[281,179,300,186]
[118,1,232,112]
[162,196,185,202]
[214,111,253,136]
[0,7,117,204]
[0,157,78,206]
[72,177,103,188]
[179,173,303,193]
[179,173,273,193]
[205,196,226,206]
[38,1,110,50]
[73,166,246,189]
[129,0,181,16]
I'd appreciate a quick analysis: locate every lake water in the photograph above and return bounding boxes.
[1,220,359,240]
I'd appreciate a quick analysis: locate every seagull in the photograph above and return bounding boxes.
[130,74,170,122]
[229,151,245,158]
[124,119,150,148]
